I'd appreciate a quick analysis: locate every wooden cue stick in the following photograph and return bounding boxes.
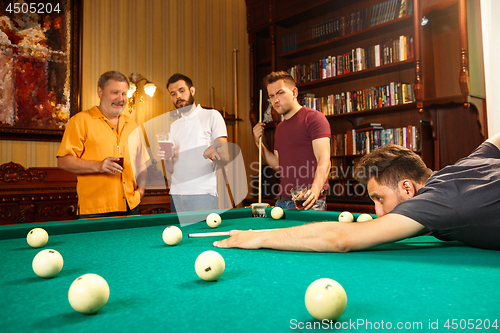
[141,124,169,190]
[220,166,236,208]
[233,49,239,145]
[188,228,278,238]
[258,89,262,203]
[211,86,215,109]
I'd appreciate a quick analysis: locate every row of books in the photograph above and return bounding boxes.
[280,0,413,54]
[287,35,413,84]
[329,158,358,181]
[370,0,413,27]
[298,82,416,115]
[332,125,422,157]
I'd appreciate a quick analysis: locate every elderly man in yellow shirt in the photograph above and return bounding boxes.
[57,71,149,218]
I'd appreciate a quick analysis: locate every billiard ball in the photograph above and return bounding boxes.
[338,211,354,222]
[271,207,284,220]
[68,274,110,314]
[357,213,373,222]
[195,250,225,281]
[305,278,347,321]
[27,228,49,248]
[162,226,182,245]
[206,213,221,228]
[32,249,64,278]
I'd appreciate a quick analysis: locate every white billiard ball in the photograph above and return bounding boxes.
[68,274,110,314]
[271,207,284,220]
[357,213,373,222]
[195,250,225,282]
[206,213,221,228]
[305,278,347,321]
[32,249,63,278]
[338,211,354,222]
[162,226,182,245]
[27,228,49,248]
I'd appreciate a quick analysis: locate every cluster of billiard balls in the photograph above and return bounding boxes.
[162,209,363,321]
[338,211,373,222]
[27,228,110,315]
[27,209,371,321]
[161,213,226,282]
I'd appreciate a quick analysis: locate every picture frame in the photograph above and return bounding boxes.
[0,0,82,141]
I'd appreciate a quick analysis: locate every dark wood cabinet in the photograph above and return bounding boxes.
[246,0,486,212]
[0,162,170,225]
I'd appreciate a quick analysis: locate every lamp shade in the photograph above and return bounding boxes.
[127,82,137,98]
[144,83,157,97]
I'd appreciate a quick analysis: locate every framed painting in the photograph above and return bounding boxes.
[0,0,82,141]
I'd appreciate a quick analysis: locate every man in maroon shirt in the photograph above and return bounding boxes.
[253,71,331,210]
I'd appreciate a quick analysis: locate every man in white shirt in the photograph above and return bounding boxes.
[163,73,229,212]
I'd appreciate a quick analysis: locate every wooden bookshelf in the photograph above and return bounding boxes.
[246,0,486,211]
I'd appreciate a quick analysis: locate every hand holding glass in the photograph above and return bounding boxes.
[290,185,309,210]
[114,145,124,168]
[157,133,173,159]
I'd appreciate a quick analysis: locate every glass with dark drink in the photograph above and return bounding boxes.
[114,145,124,169]
[294,199,306,210]
[291,185,309,210]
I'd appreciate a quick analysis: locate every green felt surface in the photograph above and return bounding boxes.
[1,208,499,332]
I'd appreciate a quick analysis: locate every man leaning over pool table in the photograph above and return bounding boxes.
[214,132,500,252]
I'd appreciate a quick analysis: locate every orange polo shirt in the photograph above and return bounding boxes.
[57,106,149,215]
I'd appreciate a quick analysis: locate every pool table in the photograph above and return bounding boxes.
[1,208,499,332]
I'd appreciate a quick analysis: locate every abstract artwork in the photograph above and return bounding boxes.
[0,0,81,140]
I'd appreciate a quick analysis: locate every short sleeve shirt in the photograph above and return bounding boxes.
[392,142,500,250]
[169,105,228,195]
[274,107,331,199]
[57,106,150,215]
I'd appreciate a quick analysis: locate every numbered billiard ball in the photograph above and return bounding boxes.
[68,274,110,314]
[162,226,183,245]
[357,213,373,222]
[27,228,49,248]
[195,250,225,281]
[338,211,354,222]
[32,249,63,278]
[206,213,221,228]
[271,207,284,220]
[305,278,347,321]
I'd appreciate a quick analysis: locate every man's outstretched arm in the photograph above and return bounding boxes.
[213,213,427,252]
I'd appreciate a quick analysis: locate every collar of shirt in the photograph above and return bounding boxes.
[89,106,130,132]
[180,104,201,121]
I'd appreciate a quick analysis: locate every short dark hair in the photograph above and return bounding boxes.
[263,71,296,88]
[354,144,433,189]
[97,71,129,90]
[167,73,193,90]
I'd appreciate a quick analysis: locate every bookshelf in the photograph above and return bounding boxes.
[246,0,486,212]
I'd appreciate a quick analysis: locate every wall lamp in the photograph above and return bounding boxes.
[127,72,157,113]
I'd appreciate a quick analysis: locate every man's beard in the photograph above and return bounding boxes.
[175,93,195,111]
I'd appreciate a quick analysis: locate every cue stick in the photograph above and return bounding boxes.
[233,49,239,145]
[233,50,240,208]
[258,89,262,203]
[188,228,279,238]
[211,86,215,109]
[141,124,168,190]
[220,166,236,208]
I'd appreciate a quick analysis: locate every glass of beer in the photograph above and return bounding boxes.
[114,145,124,168]
[156,132,173,159]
